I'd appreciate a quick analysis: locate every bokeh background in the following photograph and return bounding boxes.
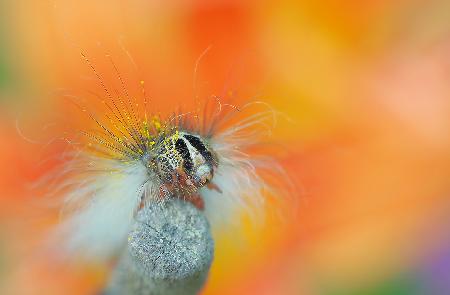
[1,1,450,294]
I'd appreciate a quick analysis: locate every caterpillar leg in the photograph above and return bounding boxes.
[158,169,204,209]
[183,193,205,210]
[206,181,222,193]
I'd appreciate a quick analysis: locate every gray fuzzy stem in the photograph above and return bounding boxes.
[105,199,214,295]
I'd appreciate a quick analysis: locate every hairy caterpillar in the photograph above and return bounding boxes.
[47,51,284,263]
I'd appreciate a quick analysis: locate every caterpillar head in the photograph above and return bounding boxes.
[148,131,219,199]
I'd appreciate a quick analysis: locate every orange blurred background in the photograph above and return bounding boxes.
[1,1,450,294]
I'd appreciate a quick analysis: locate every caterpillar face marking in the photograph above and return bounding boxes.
[149,131,219,208]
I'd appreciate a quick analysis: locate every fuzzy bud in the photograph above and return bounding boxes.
[105,199,214,295]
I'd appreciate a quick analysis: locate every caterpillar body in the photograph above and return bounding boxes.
[49,53,282,263]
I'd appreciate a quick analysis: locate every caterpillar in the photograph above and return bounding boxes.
[48,51,284,263]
